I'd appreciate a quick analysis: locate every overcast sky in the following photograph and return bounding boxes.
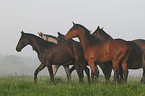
[0,0,145,58]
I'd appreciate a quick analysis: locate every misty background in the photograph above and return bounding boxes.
[0,0,144,77]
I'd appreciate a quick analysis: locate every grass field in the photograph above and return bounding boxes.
[0,75,145,96]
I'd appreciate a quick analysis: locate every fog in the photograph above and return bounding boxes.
[0,0,144,77]
[0,54,142,77]
[0,54,71,76]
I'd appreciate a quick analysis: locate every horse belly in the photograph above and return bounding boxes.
[52,49,72,64]
[85,48,110,63]
[96,54,110,63]
[127,58,142,69]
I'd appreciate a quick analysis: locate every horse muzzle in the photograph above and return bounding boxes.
[16,48,21,52]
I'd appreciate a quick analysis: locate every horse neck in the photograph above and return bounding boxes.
[100,35,113,41]
[78,31,96,52]
[28,36,48,54]
[98,31,113,41]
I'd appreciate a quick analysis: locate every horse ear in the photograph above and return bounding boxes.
[21,31,24,34]
[72,21,75,25]
[72,21,77,29]
[101,27,104,30]
[57,32,64,36]
[38,32,41,36]
[38,32,43,36]
[57,32,61,36]
[97,26,100,29]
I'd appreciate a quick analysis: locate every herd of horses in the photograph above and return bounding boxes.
[16,22,145,84]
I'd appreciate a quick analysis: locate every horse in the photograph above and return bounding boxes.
[93,26,144,83]
[38,32,72,80]
[64,22,130,83]
[16,31,91,84]
[57,32,112,82]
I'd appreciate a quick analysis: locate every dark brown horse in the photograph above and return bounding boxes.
[38,32,72,80]
[16,31,91,84]
[65,22,130,83]
[93,26,144,82]
[38,32,89,80]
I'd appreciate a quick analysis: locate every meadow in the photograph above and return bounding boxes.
[0,75,145,96]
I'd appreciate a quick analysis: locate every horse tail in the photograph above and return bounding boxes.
[127,41,143,67]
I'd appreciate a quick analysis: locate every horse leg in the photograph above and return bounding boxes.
[118,64,123,83]
[63,65,71,81]
[141,53,145,83]
[34,63,46,84]
[121,47,130,84]
[91,65,99,82]
[141,68,145,83]
[80,67,84,78]
[105,62,112,81]
[112,60,120,83]
[99,61,112,82]
[53,65,61,75]
[47,64,55,84]
[70,65,75,74]
[121,62,128,84]
[78,61,91,83]
[112,47,129,84]
[91,71,95,82]
[74,63,83,83]
[88,60,99,83]
[70,65,84,78]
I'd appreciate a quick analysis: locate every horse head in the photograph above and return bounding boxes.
[65,22,87,40]
[92,26,113,41]
[57,32,65,41]
[16,31,30,52]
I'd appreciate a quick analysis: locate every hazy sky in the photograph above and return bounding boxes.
[0,0,145,58]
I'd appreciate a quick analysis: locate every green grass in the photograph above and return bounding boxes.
[0,75,145,96]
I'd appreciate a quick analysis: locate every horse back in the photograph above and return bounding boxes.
[133,39,145,52]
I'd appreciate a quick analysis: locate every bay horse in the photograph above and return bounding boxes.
[16,31,91,84]
[57,32,112,82]
[64,22,130,83]
[38,32,72,80]
[93,26,144,83]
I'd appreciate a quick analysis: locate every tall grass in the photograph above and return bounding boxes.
[0,75,144,96]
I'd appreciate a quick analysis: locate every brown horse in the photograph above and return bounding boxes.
[93,26,144,82]
[16,31,91,84]
[57,32,112,82]
[38,32,72,80]
[65,22,130,83]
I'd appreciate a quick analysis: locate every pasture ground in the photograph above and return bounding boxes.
[0,75,145,96]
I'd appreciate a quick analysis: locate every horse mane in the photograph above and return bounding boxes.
[39,32,58,40]
[75,24,91,34]
[93,27,113,40]
[75,24,100,44]
[23,32,56,48]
